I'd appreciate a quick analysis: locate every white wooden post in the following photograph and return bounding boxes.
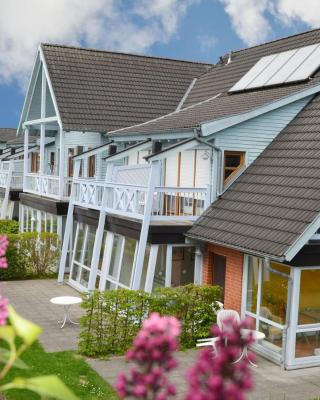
[39,67,46,186]
[39,123,45,178]
[23,128,29,190]
[58,126,65,199]
[1,160,13,219]
[58,159,81,283]
[132,161,160,290]
[144,244,159,292]
[87,163,113,290]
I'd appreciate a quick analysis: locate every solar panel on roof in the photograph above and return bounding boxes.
[229,43,320,92]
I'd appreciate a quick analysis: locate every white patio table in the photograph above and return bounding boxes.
[50,296,82,329]
[236,328,266,367]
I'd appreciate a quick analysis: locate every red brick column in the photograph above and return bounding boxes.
[202,243,244,313]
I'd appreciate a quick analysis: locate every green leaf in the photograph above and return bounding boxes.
[0,348,28,370]
[0,326,15,348]
[0,375,79,400]
[8,305,42,345]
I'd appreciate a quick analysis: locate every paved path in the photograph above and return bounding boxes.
[3,279,320,399]
[2,279,83,352]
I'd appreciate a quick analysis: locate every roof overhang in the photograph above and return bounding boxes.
[201,83,320,136]
[73,141,113,161]
[103,139,151,162]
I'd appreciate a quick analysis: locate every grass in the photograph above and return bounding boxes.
[1,341,118,399]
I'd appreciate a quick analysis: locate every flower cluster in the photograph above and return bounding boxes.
[116,312,180,400]
[0,235,8,269]
[186,317,255,400]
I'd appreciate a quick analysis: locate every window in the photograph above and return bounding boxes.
[223,151,245,184]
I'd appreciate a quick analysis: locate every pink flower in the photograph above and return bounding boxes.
[0,297,9,325]
[185,317,254,400]
[115,313,180,399]
[0,236,9,269]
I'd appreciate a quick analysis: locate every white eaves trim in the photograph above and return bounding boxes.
[146,138,199,162]
[73,141,113,161]
[284,213,320,262]
[104,139,152,162]
[175,78,197,111]
[201,83,320,136]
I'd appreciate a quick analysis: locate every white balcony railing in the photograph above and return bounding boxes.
[24,173,72,200]
[0,160,24,190]
[72,178,209,221]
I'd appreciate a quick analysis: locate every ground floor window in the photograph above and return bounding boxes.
[244,256,290,359]
[20,205,60,235]
[243,255,320,368]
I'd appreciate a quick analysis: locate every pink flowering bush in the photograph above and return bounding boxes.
[116,313,180,399]
[116,313,255,400]
[0,235,9,326]
[186,317,254,400]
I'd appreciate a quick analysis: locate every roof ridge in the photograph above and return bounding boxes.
[41,43,214,67]
[232,27,320,55]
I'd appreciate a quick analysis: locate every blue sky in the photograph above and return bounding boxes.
[0,0,318,128]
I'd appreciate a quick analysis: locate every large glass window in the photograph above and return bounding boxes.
[245,256,290,357]
[153,245,167,289]
[119,237,137,286]
[171,246,195,287]
[140,244,151,290]
[298,269,320,325]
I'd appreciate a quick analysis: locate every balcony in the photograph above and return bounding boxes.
[0,160,24,190]
[24,173,72,201]
[72,178,210,221]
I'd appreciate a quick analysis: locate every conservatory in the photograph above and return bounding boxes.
[242,255,320,369]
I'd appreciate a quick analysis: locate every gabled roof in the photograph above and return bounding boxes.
[41,44,212,133]
[0,128,17,143]
[110,28,320,137]
[187,94,320,261]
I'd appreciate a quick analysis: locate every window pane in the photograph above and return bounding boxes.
[98,232,107,271]
[153,245,167,289]
[296,331,320,358]
[298,269,320,325]
[258,321,283,355]
[260,263,289,325]
[74,223,85,262]
[109,234,122,278]
[119,237,137,287]
[246,256,261,314]
[83,225,96,266]
[171,247,195,287]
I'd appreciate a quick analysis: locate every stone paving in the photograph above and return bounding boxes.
[3,279,320,399]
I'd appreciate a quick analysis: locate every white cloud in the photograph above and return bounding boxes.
[275,0,320,28]
[197,34,217,53]
[219,0,320,47]
[218,0,272,46]
[0,0,197,89]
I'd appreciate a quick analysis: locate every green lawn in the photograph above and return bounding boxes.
[1,341,117,399]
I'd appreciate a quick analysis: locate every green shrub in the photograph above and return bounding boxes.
[0,219,19,234]
[0,232,59,280]
[79,284,221,357]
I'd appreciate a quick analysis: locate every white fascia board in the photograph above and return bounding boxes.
[201,84,320,136]
[17,51,41,135]
[23,116,59,127]
[105,140,152,162]
[147,139,199,162]
[73,141,113,161]
[39,45,63,128]
[111,130,193,142]
[284,213,320,262]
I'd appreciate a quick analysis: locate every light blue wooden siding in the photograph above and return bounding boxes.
[210,95,313,165]
[27,67,42,120]
[45,81,56,117]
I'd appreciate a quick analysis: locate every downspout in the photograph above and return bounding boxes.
[193,128,223,200]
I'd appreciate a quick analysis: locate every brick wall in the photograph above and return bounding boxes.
[202,243,244,313]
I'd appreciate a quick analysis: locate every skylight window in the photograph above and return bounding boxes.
[230,43,320,92]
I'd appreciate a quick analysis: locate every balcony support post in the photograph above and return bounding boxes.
[23,128,29,190]
[1,160,13,219]
[132,160,160,290]
[58,126,65,199]
[87,163,113,290]
[58,159,81,283]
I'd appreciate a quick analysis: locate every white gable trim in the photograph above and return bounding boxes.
[284,214,320,262]
[201,84,320,136]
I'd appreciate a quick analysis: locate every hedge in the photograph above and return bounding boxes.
[0,219,19,234]
[0,232,60,280]
[79,284,221,357]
